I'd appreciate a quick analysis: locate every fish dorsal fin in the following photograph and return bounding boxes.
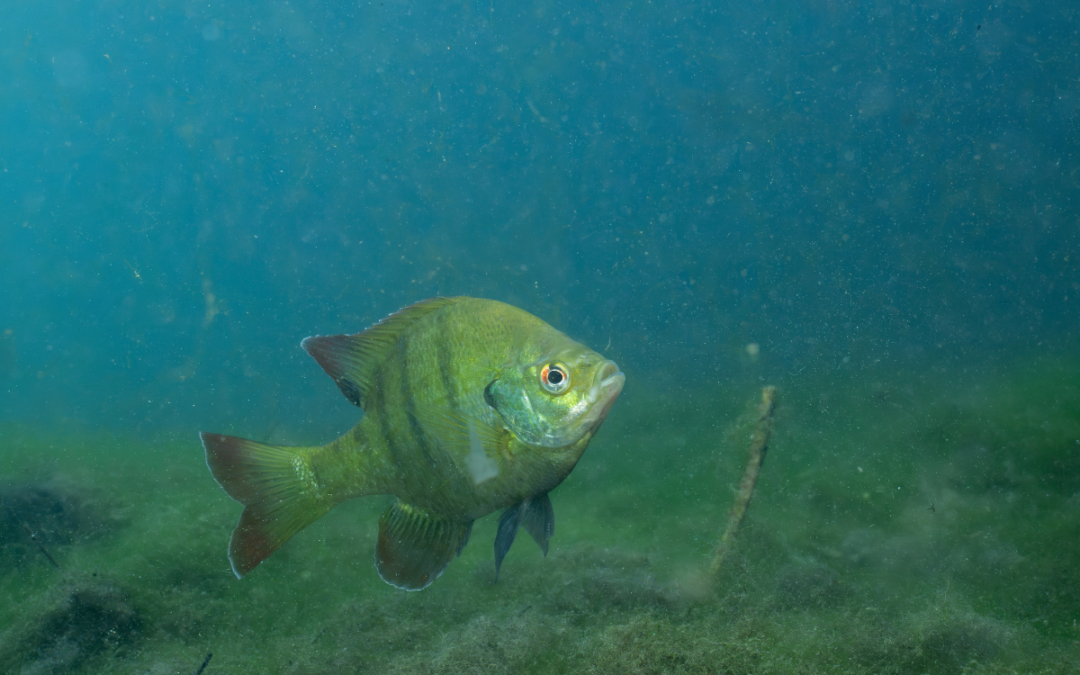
[376,500,472,591]
[494,493,555,581]
[301,297,464,410]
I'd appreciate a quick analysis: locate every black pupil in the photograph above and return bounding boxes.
[547,368,564,385]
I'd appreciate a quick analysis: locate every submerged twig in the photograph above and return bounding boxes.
[2,497,62,570]
[195,652,213,675]
[21,521,62,570]
[711,385,776,574]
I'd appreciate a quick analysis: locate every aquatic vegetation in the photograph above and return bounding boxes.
[0,577,145,675]
[0,352,1077,674]
[0,482,106,570]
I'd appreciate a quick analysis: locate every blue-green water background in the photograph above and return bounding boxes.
[3,0,1076,437]
[3,3,1080,673]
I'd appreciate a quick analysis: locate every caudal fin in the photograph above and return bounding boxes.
[201,432,332,578]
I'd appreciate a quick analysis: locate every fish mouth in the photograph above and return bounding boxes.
[582,360,625,429]
[596,361,624,398]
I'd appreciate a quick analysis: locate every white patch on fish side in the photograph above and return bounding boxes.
[465,419,499,485]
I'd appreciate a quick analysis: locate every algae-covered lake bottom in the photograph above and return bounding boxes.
[2,352,1078,675]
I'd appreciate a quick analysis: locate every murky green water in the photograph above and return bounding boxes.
[2,350,1078,674]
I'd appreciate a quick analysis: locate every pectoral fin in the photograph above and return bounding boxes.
[493,493,555,581]
[376,500,472,591]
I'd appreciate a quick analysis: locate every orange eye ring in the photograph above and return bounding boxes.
[540,363,571,394]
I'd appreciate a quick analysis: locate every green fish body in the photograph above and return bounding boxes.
[201,297,624,590]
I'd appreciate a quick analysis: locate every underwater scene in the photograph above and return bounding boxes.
[2,0,1078,673]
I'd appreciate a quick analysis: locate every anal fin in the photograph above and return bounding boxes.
[376,500,472,591]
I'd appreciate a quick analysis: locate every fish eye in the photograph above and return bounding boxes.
[540,363,571,394]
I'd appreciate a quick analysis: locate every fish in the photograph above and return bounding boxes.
[201,296,625,590]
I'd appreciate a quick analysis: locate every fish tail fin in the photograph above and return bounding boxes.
[201,432,333,578]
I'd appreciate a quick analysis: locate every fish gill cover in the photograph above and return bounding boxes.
[1,0,1078,673]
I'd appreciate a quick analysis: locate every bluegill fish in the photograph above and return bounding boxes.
[201,297,624,590]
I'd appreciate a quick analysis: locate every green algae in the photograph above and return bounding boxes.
[1,351,1078,674]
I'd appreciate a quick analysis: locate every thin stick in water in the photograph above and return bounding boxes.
[195,652,213,675]
[20,521,61,570]
[711,385,776,574]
